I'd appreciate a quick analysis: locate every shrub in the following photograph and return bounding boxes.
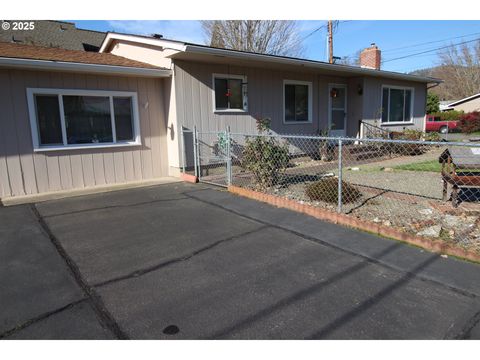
[305,178,362,204]
[241,118,290,189]
[423,131,441,142]
[458,111,480,134]
[426,93,440,114]
[389,130,426,155]
[430,110,464,122]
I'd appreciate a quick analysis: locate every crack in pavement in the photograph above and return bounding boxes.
[41,197,190,219]
[93,224,270,288]
[0,298,87,339]
[30,204,129,340]
[453,310,480,339]
[184,191,480,300]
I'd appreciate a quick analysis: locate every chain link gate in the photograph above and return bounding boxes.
[181,126,232,187]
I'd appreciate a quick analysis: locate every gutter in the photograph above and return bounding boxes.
[0,57,172,78]
[184,44,442,84]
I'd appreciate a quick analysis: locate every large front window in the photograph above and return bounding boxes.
[381,86,413,123]
[27,89,140,151]
[213,74,247,111]
[284,81,312,123]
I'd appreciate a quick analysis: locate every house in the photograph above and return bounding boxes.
[0,31,441,200]
[446,93,480,113]
[0,20,105,52]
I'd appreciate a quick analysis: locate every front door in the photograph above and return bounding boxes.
[328,84,347,137]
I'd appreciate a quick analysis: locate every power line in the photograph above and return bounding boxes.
[382,31,480,54]
[382,37,480,63]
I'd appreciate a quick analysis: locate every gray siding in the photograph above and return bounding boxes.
[0,69,169,198]
[174,60,352,136]
[174,60,427,138]
[362,77,427,132]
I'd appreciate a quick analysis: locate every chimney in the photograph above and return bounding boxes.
[360,43,381,70]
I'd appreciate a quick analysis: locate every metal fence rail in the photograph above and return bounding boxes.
[182,128,480,254]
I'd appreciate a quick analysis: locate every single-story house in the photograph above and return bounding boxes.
[445,93,480,113]
[0,33,441,200]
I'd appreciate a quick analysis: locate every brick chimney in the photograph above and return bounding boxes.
[360,43,381,70]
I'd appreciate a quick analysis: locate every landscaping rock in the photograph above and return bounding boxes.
[383,220,392,227]
[417,225,442,238]
[418,208,433,216]
[443,214,460,228]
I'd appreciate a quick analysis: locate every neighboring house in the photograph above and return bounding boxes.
[440,100,455,112]
[446,93,480,113]
[0,20,105,52]
[0,31,441,200]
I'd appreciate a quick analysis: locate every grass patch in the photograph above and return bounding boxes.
[393,160,441,172]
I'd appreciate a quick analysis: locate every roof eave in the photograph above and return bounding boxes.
[0,57,172,78]
[448,93,480,107]
[183,44,442,84]
[99,32,186,53]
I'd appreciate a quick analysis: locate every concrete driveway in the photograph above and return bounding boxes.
[1,182,480,339]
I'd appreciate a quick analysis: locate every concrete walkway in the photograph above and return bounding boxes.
[1,182,479,339]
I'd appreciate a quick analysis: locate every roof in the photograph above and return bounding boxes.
[0,41,172,77]
[448,93,480,107]
[100,32,442,84]
[0,20,105,52]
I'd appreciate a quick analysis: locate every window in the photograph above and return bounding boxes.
[213,74,247,111]
[284,80,312,123]
[27,89,140,151]
[381,86,414,124]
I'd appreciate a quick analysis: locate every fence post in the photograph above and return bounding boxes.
[180,126,185,174]
[337,139,343,213]
[226,126,232,186]
[193,125,199,178]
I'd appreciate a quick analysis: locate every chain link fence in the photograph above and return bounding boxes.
[182,127,480,254]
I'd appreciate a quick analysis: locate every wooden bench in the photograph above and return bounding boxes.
[439,147,480,207]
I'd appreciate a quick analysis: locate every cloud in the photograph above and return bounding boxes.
[107,20,205,44]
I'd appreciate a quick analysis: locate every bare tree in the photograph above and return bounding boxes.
[337,49,362,66]
[201,20,304,57]
[437,40,480,100]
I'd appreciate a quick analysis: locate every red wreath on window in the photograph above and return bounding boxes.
[226,88,231,97]
[330,88,339,98]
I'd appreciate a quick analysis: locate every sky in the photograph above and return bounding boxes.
[73,20,480,73]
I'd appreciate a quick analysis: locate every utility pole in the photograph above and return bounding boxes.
[328,20,333,64]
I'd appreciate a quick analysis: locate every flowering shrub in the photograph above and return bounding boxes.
[458,112,480,134]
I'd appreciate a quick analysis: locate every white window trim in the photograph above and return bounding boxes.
[212,73,248,113]
[380,85,415,125]
[27,88,142,152]
[283,80,313,125]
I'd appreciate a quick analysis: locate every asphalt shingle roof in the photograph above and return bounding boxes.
[0,20,105,52]
[0,41,166,70]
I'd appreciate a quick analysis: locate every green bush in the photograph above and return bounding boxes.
[430,110,464,122]
[426,93,440,114]
[241,118,290,189]
[305,178,362,204]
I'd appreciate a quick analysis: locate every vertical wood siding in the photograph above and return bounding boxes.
[0,69,169,198]
[174,59,427,137]
[362,77,427,132]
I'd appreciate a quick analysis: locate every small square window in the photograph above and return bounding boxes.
[213,75,246,111]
